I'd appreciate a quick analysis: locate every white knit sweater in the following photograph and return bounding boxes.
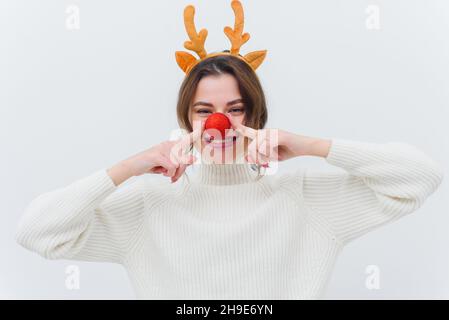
[15,138,444,299]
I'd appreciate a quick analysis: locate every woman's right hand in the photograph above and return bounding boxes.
[107,122,205,186]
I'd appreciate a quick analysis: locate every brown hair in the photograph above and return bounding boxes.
[177,51,267,130]
[176,50,268,181]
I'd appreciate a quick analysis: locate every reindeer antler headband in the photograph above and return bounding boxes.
[175,0,267,75]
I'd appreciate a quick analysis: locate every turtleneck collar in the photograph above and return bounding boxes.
[189,163,261,186]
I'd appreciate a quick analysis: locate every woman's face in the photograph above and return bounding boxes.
[189,73,247,164]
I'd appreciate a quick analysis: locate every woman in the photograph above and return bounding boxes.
[15,1,444,299]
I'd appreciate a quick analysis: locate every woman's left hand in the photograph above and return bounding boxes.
[225,114,332,166]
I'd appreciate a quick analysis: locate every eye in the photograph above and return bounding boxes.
[196,109,212,115]
[229,106,245,114]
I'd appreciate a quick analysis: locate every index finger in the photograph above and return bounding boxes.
[225,113,257,140]
[178,119,205,151]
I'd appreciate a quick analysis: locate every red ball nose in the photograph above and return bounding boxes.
[204,112,232,140]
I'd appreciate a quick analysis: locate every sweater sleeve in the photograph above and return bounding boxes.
[15,168,146,264]
[301,138,444,246]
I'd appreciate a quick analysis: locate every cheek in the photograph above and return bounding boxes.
[189,112,200,129]
[190,111,208,125]
[235,114,246,126]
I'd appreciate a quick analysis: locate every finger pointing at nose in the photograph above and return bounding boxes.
[190,119,206,142]
[225,113,257,140]
[174,120,205,162]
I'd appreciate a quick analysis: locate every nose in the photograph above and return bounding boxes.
[204,112,232,139]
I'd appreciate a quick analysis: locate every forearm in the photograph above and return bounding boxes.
[303,137,332,158]
[107,161,135,186]
[301,138,444,244]
[323,139,444,210]
[15,169,118,259]
[284,131,332,158]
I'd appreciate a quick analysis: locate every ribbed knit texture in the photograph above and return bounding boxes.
[15,138,444,299]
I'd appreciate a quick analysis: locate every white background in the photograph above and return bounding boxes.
[1,0,448,299]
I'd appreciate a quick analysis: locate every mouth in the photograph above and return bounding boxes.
[203,134,239,149]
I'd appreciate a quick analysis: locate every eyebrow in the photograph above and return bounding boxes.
[192,99,244,108]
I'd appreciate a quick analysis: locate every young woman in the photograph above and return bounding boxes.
[15,1,444,299]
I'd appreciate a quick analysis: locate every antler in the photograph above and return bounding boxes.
[175,0,267,74]
[224,0,250,55]
[183,5,208,59]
